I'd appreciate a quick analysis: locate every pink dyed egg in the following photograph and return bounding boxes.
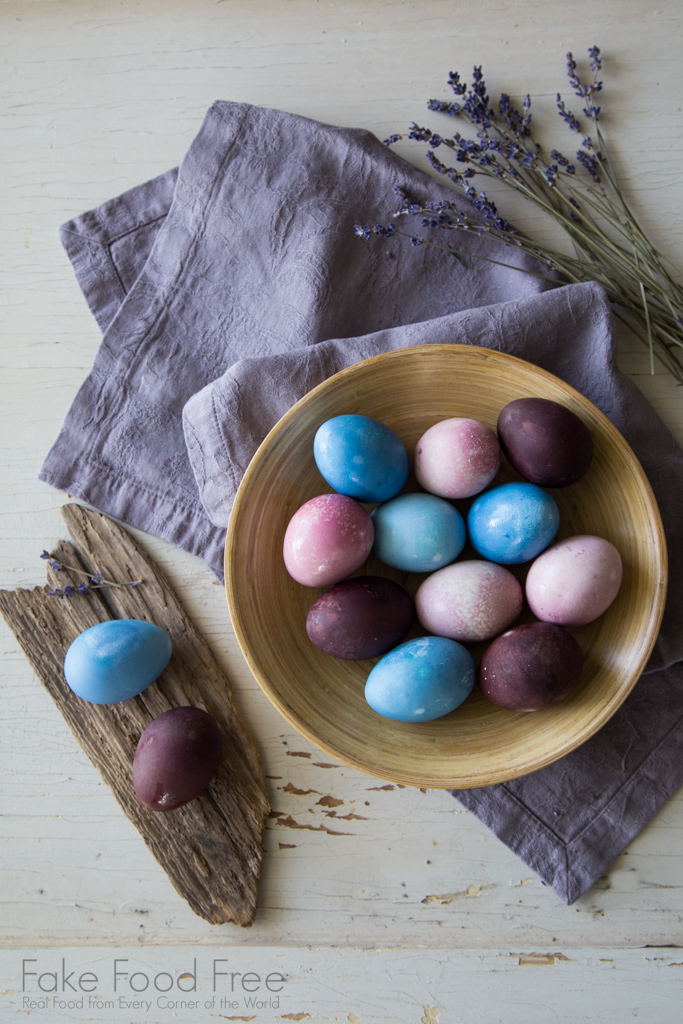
[283,493,374,587]
[525,534,623,627]
[414,417,501,499]
[415,560,523,643]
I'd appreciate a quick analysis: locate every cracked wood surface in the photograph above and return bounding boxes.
[0,505,270,926]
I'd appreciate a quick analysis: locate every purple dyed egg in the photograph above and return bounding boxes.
[283,493,374,588]
[497,398,593,488]
[306,576,414,660]
[414,417,501,499]
[132,707,223,812]
[525,534,623,626]
[415,559,523,643]
[479,622,584,712]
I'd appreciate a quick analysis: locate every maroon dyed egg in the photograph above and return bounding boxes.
[306,576,414,660]
[283,493,374,588]
[133,707,223,811]
[497,398,593,487]
[479,622,584,712]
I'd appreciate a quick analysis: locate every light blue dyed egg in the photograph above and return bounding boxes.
[467,481,560,564]
[64,619,172,705]
[365,636,475,722]
[371,492,466,572]
[313,414,409,503]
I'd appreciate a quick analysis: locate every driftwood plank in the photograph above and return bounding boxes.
[0,504,270,926]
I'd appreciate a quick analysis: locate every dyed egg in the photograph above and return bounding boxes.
[416,560,523,642]
[467,482,560,564]
[479,622,584,712]
[313,414,409,503]
[525,534,623,626]
[132,706,223,811]
[283,493,374,587]
[306,576,414,660]
[64,619,172,705]
[414,417,501,499]
[365,636,475,722]
[497,397,594,487]
[371,492,466,572]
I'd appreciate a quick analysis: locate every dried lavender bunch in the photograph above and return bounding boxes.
[356,48,683,382]
[40,550,141,597]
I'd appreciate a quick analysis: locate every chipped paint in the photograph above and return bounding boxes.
[313,762,339,768]
[367,784,394,790]
[279,842,297,849]
[326,812,369,820]
[348,1015,361,1023]
[282,1014,313,1022]
[422,883,495,904]
[422,1008,440,1023]
[276,814,352,836]
[286,751,312,758]
[222,1017,256,1022]
[281,783,321,795]
[317,795,344,807]
[514,952,572,966]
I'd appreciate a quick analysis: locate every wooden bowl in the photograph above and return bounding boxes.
[226,345,667,788]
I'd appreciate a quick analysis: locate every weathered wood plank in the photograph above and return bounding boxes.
[0,504,270,927]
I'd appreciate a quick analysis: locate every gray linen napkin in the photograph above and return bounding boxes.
[41,101,683,903]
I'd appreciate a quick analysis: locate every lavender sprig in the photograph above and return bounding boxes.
[40,551,142,597]
[360,48,683,382]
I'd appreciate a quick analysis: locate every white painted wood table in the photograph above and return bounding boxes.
[2,2,683,1020]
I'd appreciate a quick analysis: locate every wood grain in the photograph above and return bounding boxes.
[0,504,270,926]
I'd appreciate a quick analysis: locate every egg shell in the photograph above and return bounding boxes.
[365,636,476,722]
[525,534,623,626]
[497,397,594,487]
[283,493,374,587]
[63,619,172,705]
[416,559,523,643]
[371,492,466,572]
[414,417,501,499]
[479,622,584,712]
[313,414,409,503]
[132,706,223,811]
[467,481,560,564]
[306,576,414,660]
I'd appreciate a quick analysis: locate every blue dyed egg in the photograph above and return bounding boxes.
[365,636,475,722]
[467,482,560,564]
[313,414,409,503]
[371,492,466,572]
[64,620,172,705]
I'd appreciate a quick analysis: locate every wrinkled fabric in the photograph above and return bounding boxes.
[41,102,683,903]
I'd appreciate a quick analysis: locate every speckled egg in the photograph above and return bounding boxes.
[525,534,623,626]
[497,397,594,487]
[467,481,560,564]
[64,619,172,705]
[414,417,501,499]
[371,492,466,572]
[365,635,476,722]
[132,706,223,811]
[479,622,584,712]
[415,559,523,643]
[306,576,414,660]
[313,414,409,503]
[283,493,374,588]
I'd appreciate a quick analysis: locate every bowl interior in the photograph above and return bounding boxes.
[226,345,666,788]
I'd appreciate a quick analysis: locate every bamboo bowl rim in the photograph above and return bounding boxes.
[226,344,667,788]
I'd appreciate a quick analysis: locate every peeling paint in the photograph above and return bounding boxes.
[282,1014,313,1022]
[327,812,369,821]
[317,795,344,807]
[286,751,312,758]
[422,1008,440,1023]
[313,762,339,768]
[348,1015,361,1023]
[276,814,352,836]
[222,1017,257,1022]
[367,784,394,790]
[422,883,495,903]
[514,952,572,966]
[278,842,297,849]
[281,783,320,795]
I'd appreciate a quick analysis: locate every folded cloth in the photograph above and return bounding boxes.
[41,101,683,903]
